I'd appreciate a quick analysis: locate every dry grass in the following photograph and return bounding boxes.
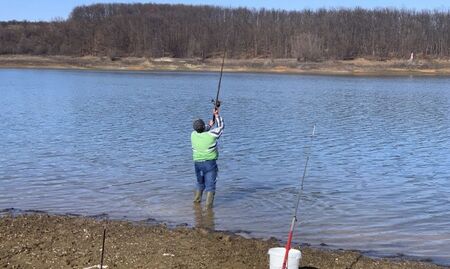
[1,55,450,76]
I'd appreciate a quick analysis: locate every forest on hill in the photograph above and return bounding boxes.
[0,3,449,61]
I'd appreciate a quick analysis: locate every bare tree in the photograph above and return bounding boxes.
[0,4,448,60]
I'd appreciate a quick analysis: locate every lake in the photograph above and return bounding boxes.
[0,68,449,265]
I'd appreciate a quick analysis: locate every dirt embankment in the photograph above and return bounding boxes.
[1,55,450,76]
[0,214,447,269]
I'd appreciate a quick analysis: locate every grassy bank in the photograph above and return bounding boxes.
[1,55,450,76]
[0,214,446,269]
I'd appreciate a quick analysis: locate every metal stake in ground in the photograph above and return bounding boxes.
[281,124,315,269]
[100,228,106,269]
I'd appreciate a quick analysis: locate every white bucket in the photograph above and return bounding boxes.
[268,247,301,269]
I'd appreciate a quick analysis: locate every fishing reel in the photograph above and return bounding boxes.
[211,99,221,108]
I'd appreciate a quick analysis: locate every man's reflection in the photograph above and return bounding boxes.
[193,204,215,230]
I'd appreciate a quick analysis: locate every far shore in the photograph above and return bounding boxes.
[0,213,447,269]
[1,55,450,76]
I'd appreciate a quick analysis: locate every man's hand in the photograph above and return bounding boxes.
[213,107,219,116]
[208,120,214,126]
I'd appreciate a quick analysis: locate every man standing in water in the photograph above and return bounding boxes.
[191,108,224,208]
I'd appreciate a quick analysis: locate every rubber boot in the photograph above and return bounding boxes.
[205,192,215,209]
[193,190,203,203]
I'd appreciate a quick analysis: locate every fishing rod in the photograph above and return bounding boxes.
[210,48,227,123]
[281,124,316,269]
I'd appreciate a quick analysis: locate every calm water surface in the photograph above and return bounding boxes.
[1,69,449,265]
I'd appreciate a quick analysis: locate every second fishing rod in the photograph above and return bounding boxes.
[281,124,316,269]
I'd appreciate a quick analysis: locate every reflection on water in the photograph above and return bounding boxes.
[0,69,449,265]
[193,204,215,230]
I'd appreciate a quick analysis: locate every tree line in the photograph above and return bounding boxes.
[0,3,449,60]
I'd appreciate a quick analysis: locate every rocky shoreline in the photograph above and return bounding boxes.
[0,213,447,269]
[1,55,450,76]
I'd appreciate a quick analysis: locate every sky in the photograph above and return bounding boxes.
[0,0,449,21]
